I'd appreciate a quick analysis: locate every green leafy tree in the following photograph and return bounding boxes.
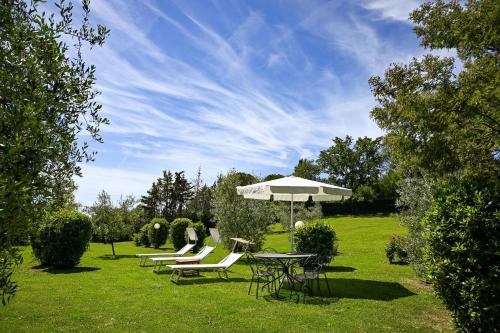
[211,170,270,251]
[117,195,140,233]
[141,170,193,222]
[0,0,108,304]
[140,181,162,221]
[87,190,129,257]
[318,136,387,192]
[369,0,499,178]
[172,171,193,218]
[369,1,500,330]
[186,168,213,228]
[293,159,321,180]
[396,175,436,277]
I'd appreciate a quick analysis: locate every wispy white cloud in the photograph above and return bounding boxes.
[75,0,425,204]
[361,0,422,23]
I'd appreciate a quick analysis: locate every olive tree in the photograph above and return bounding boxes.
[211,171,271,251]
[0,0,108,304]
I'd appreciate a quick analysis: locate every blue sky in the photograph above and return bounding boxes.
[75,0,429,205]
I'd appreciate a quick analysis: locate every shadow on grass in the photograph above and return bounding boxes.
[96,254,137,260]
[32,266,101,274]
[171,276,251,285]
[329,278,416,301]
[327,266,356,272]
[268,278,415,304]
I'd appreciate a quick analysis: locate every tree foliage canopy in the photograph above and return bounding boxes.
[293,159,321,180]
[317,136,387,191]
[0,0,108,304]
[86,190,130,256]
[140,170,193,221]
[211,170,270,250]
[369,0,499,178]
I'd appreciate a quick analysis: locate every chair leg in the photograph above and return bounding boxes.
[324,273,331,295]
[248,276,254,295]
[170,269,180,284]
[256,278,260,299]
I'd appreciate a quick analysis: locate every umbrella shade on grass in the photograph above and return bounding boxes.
[237,176,351,251]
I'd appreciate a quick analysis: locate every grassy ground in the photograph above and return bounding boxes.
[0,216,451,332]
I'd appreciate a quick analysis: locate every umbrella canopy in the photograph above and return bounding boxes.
[236,176,352,251]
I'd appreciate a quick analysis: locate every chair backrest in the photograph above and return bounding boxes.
[209,228,221,244]
[186,228,198,243]
[195,246,215,259]
[220,253,243,268]
[245,252,268,274]
[177,243,195,255]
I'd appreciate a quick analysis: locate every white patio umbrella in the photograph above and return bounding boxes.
[236,176,352,251]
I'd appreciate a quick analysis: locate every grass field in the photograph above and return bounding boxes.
[0,216,451,332]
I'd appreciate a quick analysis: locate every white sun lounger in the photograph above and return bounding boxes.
[168,252,244,283]
[150,246,215,272]
[209,228,221,244]
[136,243,195,267]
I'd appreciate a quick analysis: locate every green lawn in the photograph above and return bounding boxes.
[0,216,451,332]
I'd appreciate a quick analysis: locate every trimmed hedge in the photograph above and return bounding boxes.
[321,199,396,216]
[295,222,337,257]
[423,179,499,333]
[31,210,92,268]
[147,218,169,249]
[189,221,207,252]
[134,224,151,247]
[169,218,191,250]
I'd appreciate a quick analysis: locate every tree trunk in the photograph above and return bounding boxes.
[111,242,115,257]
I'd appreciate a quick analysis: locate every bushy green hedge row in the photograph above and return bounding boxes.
[133,217,206,251]
[31,210,92,268]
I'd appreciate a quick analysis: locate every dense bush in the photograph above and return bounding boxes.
[170,218,191,250]
[189,221,207,252]
[147,218,169,249]
[295,223,337,257]
[386,236,409,264]
[133,224,151,247]
[423,179,499,333]
[31,210,92,268]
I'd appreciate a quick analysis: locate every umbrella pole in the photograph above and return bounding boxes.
[290,194,294,252]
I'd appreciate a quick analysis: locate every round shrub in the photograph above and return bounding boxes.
[423,179,499,333]
[133,224,151,247]
[189,221,207,252]
[31,210,92,268]
[294,222,337,257]
[386,235,409,264]
[147,218,169,249]
[170,218,191,250]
